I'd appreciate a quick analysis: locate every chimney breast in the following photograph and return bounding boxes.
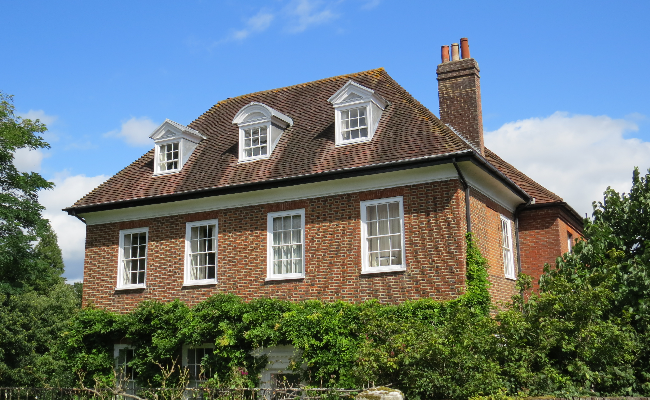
[436,37,484,155]
[451,43,460,61]
[441,45,450,63]
[460,38,470,59]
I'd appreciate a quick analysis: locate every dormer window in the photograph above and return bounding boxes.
[150,120,206,176]
[341,107,368,141]
[232,102,293,162]
[328,80,388,146]
[158,142,179,172]
[243,125,268,158]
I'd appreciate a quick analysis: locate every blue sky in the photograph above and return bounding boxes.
[3,0,650,281]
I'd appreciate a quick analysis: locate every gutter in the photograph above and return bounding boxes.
[64,149,531,216]
[68,209,87,224]
[452,158,472,233]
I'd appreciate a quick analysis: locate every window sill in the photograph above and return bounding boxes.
[238,155,270,163]
[361,266,406,275]
[115,284,146,291]
[265,274,305,282]
[505,275,517,281]
[183,280,218,287]
[335,137,372,147]
[153,169,181,176]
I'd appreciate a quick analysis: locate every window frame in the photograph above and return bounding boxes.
[500,215,516,280]
[334,102,373,146]
[266,209,306,281]
[182,344,215,386]
[116,227,149,290]
[114,344,137,388]
[360,196,407,274]
[238,120,271,163]
[153,139,182,175]
[184,219,219,286]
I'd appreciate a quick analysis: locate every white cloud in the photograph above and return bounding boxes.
[39,172,109,282]
[14,147,47,173]
[226,10,275,42]
[361,0,381,10]
[286,0,337,33]
[485,112,650,217]
[104,116,158,146]
[19,109,58,126]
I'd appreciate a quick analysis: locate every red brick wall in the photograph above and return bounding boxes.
[518,206,582,290]
[466,189,518,306]
[82,180,470,312]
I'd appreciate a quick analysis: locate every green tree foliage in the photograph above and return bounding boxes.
[0,92,62,295]
[0,283,80,386]
[0,92,78,387]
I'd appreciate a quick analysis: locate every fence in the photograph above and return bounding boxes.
[0,387,362,400]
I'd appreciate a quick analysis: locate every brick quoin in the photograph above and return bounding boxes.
[83,180,485,313]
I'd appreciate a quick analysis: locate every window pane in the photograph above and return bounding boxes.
[391,234,402,250]
[379,236,389,251]
[378,219,389,235]
[377,204,388,220]
[368,221,377,237]
[367,205,377,221]
[273,217,282,231]
[389,218,401,234]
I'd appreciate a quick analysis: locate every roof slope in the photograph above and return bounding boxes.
[71,69,472,208]
[484,148,562,204]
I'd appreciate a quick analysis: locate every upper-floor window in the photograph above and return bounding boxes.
[150,119,206,176]
[567,232,573,253]
[501,215,516,279]
[184,219,218,286]
[243,125,268,158]
[360,197,406,274]
[328,80,388,146]
[267,209,305,280]
[158,142,179,172]
[232,102,293,162]
[117,227,148,289]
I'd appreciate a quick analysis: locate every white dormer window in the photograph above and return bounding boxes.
[232,102,293,162]
[158,142,179,172]
[150,120,206,176]
[328,80,388,146]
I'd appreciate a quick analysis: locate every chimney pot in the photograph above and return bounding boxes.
[441,45,450,63]
[451,43,460,61]
[460,38,470,59]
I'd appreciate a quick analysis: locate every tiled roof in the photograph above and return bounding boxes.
[70,69,473,209]
[484,148,563,204]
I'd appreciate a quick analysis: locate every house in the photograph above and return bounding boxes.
[65,38,583,315]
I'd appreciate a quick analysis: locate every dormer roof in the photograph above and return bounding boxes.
[232,102,293,127]
[328,80,389,109]
[149,119,206,143]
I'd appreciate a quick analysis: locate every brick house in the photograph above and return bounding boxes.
[65,38,583,314]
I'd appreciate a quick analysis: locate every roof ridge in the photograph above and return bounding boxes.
[192,68,386,124]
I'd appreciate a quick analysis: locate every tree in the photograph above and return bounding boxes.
[0,91,62,294]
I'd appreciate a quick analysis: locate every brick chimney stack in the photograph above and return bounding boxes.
[437,37,484,155]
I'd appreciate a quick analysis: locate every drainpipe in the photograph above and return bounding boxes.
[452,158,471,233]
